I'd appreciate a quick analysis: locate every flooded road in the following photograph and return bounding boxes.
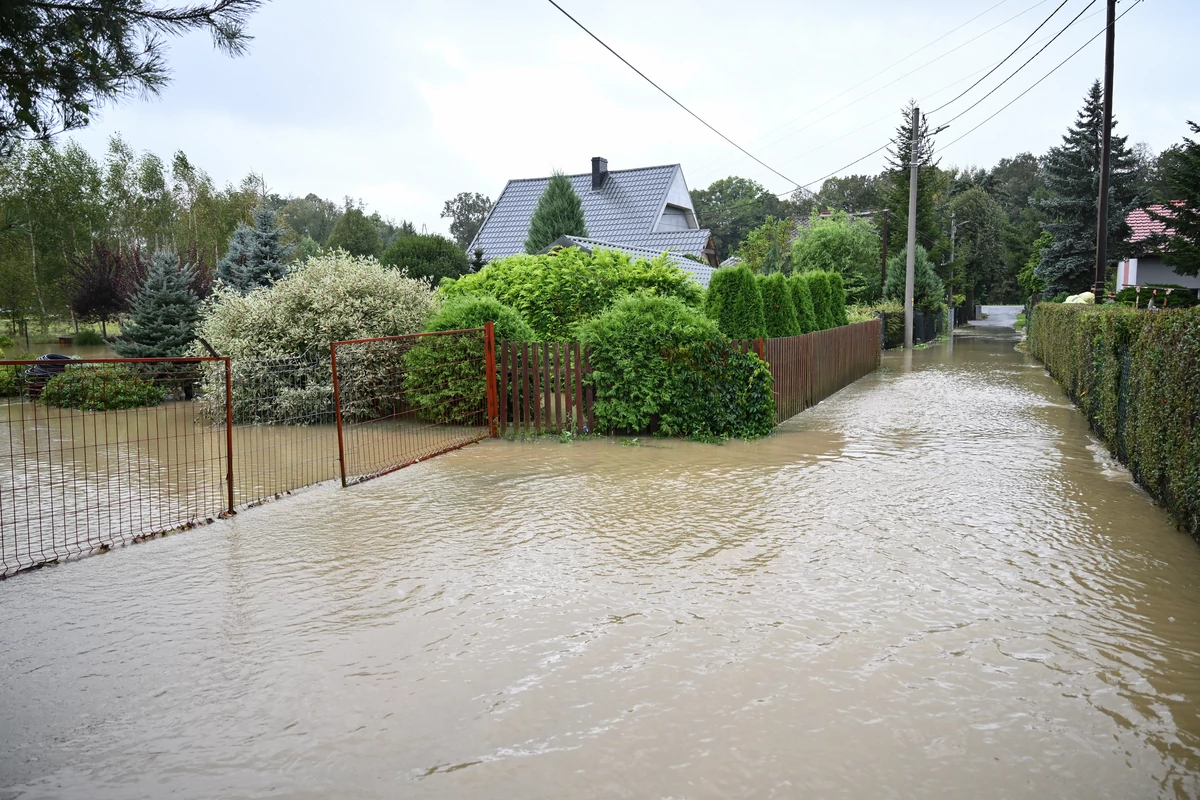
[2,315,1200,798]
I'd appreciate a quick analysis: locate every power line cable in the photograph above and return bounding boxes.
[691,0,1017,175]
[691,0,1054,182]
[928,0,1071,114]
[939,0,1098,126]
[940,0,1144,152]
[543,0,804,189]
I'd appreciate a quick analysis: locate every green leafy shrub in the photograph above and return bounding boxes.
[381,234,470,283]
[1114,284,1198,309]
[826,271,849,326]
[660,343,775,440]
[704,265,765,339]
[850,301,903,348]
[40,364,165,411]
[758,272,800,338]
[788,274,817,334]
[789,210,881,303]
[1029,303,1200,539]
[804,271,835,330]
[73,329,105,346]
[0,350,34,397]
[399,295,535,424]
[441,247,702,341]
[196,250,438,423]
[580,292,774,439]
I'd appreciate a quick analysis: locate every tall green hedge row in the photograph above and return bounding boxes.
[1029,303,1200,539]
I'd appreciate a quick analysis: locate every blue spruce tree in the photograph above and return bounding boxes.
[217,207,294,292]
[113,250,200,358]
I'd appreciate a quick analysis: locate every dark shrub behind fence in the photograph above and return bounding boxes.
[1029,303,1200,539]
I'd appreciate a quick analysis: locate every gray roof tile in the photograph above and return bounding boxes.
[471,165,702,260]
[552,235,714,288]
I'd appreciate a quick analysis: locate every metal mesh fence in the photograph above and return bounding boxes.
[1,357,231,576]
[332,328,492,486]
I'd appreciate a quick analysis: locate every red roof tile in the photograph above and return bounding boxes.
[1126,202,1183,250]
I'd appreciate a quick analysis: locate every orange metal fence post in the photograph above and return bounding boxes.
[484,322,499,438]
[224,357,235,515]
[330,342,348,488]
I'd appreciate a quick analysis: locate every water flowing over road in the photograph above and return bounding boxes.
[3,309,1199,799]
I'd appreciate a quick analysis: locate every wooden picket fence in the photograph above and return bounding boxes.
[759,319,882,423]
[498,341,594,436]
[497,318,881,435]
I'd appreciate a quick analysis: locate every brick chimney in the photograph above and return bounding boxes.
[591,157,608,190]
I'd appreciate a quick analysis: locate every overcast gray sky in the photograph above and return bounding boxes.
[69,0,1197,236]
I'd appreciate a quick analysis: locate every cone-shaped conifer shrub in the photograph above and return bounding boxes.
[759,272,800,338]
[524,172,588,253]
[788,273,817,334]
[804,271,835,330]
[704,265,765,339]
[827,271,849,326]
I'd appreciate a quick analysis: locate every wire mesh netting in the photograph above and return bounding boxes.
[1,357,231,576]
[200,355,341,507]
[332,329,491,486]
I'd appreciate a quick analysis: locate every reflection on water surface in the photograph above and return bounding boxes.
[1,326,1199,799]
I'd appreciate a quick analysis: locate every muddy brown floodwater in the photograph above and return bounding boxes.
[2,311,1199,799]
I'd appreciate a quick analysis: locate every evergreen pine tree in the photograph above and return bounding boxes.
[704,265,765,339]
[788,273,818,334]
[826,272,849,326]
[804,271,835,330]
[1038,80,1140,293]
[113,250,200,358]
[524,172,588,253]
[1149,121,1200,277]
[759,272,800,337]
[884,100,944,257]
[217,207,294,292]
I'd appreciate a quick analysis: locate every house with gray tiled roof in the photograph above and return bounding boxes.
[468,157,719,284]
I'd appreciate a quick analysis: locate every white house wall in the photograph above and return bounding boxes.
[1136,257,1200,290]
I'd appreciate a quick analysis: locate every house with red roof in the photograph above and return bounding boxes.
[1117,203,1200,293]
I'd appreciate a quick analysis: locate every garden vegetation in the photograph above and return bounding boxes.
[1029,303,1200,538]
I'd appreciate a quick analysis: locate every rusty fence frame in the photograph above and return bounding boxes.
[330,324,498,487]
[1,356,233,576]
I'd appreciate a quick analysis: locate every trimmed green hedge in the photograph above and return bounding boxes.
[1029,303,1200,539]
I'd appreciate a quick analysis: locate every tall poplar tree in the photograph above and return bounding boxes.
[1037,80,1140,294]
[524,172,588,254]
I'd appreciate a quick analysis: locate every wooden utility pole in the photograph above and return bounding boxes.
[880,209,889,298]
[904,106,920,350]
[1093,0,1116,298]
